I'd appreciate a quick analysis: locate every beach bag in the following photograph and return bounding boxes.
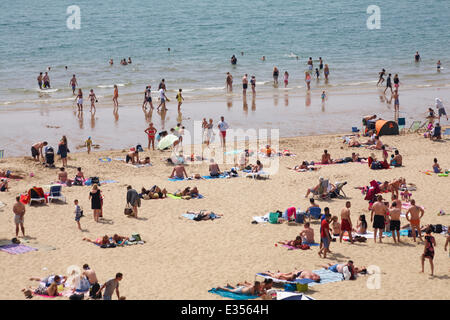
[73,176,83,186]
[90,177,100,186]
[295,211,305,224]
[434,224,443,234]
[69,293,84,300]
[124,204,133,215]
[131,233,141,241]
[269,212,279,224]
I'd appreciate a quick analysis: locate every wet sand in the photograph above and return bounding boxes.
[1,86,449,157]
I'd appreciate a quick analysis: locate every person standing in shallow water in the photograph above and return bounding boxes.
[226,72,233,92]
[113,85,119,109]
[272,67,279,86]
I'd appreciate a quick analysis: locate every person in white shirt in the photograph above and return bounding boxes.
[217,116,229,147]
[157,88,168,111]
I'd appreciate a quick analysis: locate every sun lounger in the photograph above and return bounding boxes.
[27,187,47,205]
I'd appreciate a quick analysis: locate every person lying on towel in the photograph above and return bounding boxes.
[261,270,321,282]
[217,281,261,295]
[322,261,367,280]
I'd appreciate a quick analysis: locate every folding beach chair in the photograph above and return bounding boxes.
[0,150,4,159]
[397,118,406,134]
[48,184,66,203]
[330,181,348,199]
[407,121,421,133]
[313,179,330,200]
[307,207,322,220]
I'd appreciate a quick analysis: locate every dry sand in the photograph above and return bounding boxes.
[0,131,449,300]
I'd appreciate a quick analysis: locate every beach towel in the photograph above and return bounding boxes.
[308,268,344,287]
[128,163,153,168]
[202,174,230,179]
[182,212,221,221]
[281,242,319,250]
[33,292,63,298]
[224,150,243,155]
[168,177,192,181]
[252,214,270,223]
[334,231,375,240]
[383,230,409,237]
[208,287,258,300]
[0,244,38,255]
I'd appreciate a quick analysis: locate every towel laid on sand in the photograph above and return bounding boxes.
[0,244,38,255]
[334,231,376,240]
[168,193,204,200]
[308,269,344,287]
[208,287,258,300]
[182,213,221,221]
[256,273,314,285]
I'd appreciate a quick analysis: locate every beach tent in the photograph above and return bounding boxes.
[157,134,179,150]
[375,120,399,136]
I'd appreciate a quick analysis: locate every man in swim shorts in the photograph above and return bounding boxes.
[319,213,331,258]
[226,72,233,92]
[406,199,424,242]
[389,201,402,243]
[371,195,387,243]
[13,196,26,238]
[217,281,260,296]
[217,116,229,147]
[242,74,248,96]
[37,72,43,89]
[31,141,48,162]
[69,74,78,95]
[340,201,354,244]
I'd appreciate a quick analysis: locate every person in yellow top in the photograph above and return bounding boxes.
[85,137,92,154]
[176,88,184,111]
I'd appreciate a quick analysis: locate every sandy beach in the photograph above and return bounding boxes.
[1,130,449,300]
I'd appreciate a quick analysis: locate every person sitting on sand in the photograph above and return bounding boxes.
[217,281,261,296]
[169,164,188,179]
[348,136,361,147]
[365,131,376,145]
[356,214,368,234]
[351,152,367,162]
[83,235,110,246]
[57,167,72,184]
[322,261,366,280]
[331,216,341,237]
[300,222,315,243]
[432,158,442,173]
[251,160,263,173]
[261,270,321,282]
[0,170,24,179]
[367,136,383,150]
[0,178,8,192]
[305,198,320,221]
[278,236,303,249]
[209,159,221,177]
[74,167,85,184]
[390,150,402,167]
[126,148,139,164]
[321,150,332,164]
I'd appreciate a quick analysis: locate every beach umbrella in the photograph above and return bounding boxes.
[157,134,179,150]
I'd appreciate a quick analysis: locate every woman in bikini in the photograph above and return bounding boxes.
[75,89,83,112]
[88,89,97,113]
[144,123,157,151]
[305,71,311,90]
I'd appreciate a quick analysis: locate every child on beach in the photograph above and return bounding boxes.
[321,91,326,102]
[432,158,442,173]
[113,85,119,108]
[176,89,184,111]
[331,216,341,237]
[74,199,83,230]
[85,137,92,154]
[283,71,289,87]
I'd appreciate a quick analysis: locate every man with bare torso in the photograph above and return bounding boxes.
[169,164,188,179]
[406,199,424,242]
[340,201,353,244]
[299,222,315,244]
[226,72,233,92]
[371,195,387,243]
[13,196,26,237]
[321,150,332,164]
[389,201,402,243]
[31,141,48,162]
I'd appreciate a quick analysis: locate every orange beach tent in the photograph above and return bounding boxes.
[375,120,399,136]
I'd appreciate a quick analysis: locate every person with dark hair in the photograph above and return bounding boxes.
[217,281,261,295]
[97,273,124,300]
[356,214,368,234]
[421,228,436,276]
[371,195,387,243]
[319,213,332,258]
[389,202,402,243]
[83,264,100,299]
[405,199,424,242]
[321,150,332,164]
[31,141,48,162]
[126,186,140,218]
[340,201,353,244]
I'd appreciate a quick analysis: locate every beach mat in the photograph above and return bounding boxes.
[202,174,231,179]
[256,273,314,285]
[0,244,38,255]
[167,193,204,200]
[335,231,375,240]
[308,269,344,287]
[208,287,258,300]
[383,229,409,237]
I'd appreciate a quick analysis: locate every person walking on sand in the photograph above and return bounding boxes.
[69,74,78,95]
[13,196,26,238]
[113,85,119,108]
[406,199,424,242]
[242,74,248,96]
[420,227,436,276]
[176,89,184,111]
[74,199,82,230]
[88,89,97,113]
[284,71,289,87]
[157,87,168,111]
[371,195,387,243]
[389,201,402,243]
[318,213,331,258]
[218,116,229,147]
[74,89,83,112]
[340,201,353,244]
[226,72,233,92]
[97,273,124,300]
[89,184,102,223]
[144,123,157,151]
[305,71,311,90]
[377,69,385,86]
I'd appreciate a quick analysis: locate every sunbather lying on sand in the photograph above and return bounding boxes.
[174,186,199,197]
[186,210,222,220]
[0,170,24,179]
[29,275,67,286]
[139,157,151,165]
[291,161,320,171]
[217,281,261,295]
[278,236,303,248]
[83,235,110,245]
[348,136,361,147]
[236,279,273,294]
[112,234,129,245]
[141,186,167,199]
[261,270,321,282]
[322,261,367,280]
[22,279,60,298]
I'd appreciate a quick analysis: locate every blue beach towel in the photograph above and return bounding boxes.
[383,229,409,237]
[308,269,344,287]
[208,287,258,300]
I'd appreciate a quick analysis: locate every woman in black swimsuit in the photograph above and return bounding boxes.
[421,228,436,275]
[89,184,102,222]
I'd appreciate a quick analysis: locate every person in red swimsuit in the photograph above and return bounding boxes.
[144,123,157,151]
